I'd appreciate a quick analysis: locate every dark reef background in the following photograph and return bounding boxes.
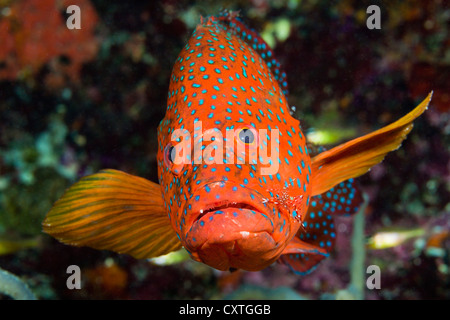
[0,0,448,299]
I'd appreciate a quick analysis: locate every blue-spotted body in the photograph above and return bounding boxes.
[43,12,432,274]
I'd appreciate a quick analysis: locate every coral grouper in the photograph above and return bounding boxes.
[43,12,432,275]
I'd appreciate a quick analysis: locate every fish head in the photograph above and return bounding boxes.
[156,20,313,271]
[157,124,312,271]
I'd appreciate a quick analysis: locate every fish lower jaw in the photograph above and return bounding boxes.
[191,231,280,271]
[182,203,278,270]
[185,218,275,252]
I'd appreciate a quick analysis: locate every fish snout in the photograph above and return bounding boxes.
[181,181,283,271]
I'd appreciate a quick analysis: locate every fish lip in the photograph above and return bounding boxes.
[189,179,273,222]
[196,230,279,271]
[184,180,276,245]
[192,201,266,224]
[188,200,276,247]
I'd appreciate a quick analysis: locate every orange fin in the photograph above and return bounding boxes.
[279,178,363,274]
[278,237,329,275]
[310,92,432,196]
[42,169,181,259]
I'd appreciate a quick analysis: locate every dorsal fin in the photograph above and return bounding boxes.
[209,10,289,96]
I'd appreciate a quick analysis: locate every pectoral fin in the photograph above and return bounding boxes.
[278,237,329,275]
[42,169,181,259]
[310,92,432,196]
[279,177,364,274]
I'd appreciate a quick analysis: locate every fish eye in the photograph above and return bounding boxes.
[237,126,256,145]
[168,146,176,163]
[164,143,185,176]
[164,143,174,166]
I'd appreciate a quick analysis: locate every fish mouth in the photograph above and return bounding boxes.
[185,197,276,249]
[186,201,280,271]
[182,180,279,265]
[182,181,283,271]
[193,201,264,224]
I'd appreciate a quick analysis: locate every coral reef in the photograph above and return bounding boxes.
[0,0,99,85]
[0,266,36,300]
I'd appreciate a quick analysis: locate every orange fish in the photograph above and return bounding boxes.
[43,12,432,274]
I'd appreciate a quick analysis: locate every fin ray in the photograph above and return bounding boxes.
[310,92,432,196]
[43,169,182,259]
